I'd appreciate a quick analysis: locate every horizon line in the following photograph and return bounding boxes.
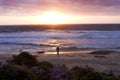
[0,23,120,26]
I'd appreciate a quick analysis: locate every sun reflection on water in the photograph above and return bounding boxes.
[44,39,60,46]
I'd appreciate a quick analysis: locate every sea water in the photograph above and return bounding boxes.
[0,25,120,54]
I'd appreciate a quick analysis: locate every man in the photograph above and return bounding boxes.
[56,46,60,56]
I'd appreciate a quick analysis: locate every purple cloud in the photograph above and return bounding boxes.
[61,0,120,6]
[0,0,120,15]
[60,0,120,15]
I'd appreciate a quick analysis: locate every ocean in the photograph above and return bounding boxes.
[0,24,120,54]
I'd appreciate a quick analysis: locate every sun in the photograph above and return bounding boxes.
[39,11,68,24]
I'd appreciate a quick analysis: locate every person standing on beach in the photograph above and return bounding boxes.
[56,46,60,56]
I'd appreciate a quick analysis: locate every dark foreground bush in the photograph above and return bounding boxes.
[105,73,118,80]
[12,51,38,67]
[37,61,54,80]
[68,66,95,80]
[0,52,119,80]
[38,61,54,69]
[105,76,118,80]
[0,64,37,80]
[80,72,103,80]
[38,61,54,73]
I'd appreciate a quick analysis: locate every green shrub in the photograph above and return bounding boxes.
[0,64,37,80]
[104,72,118,80]
[80,72,102,80]
[68,66,81,80]
[38,61,54,69]
[12,51,38,67]
[68,66,94,80]
[38,61,54,74]
[118,75,120,80]
[33,61,54,80]
[105,76,118,80]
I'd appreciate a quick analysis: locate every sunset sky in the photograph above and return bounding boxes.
[0,0,120,25]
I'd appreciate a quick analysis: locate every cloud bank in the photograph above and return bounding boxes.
[0,0,120,15]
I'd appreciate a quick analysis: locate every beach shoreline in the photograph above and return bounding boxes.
[0,50,120,75]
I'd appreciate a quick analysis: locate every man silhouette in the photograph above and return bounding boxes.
[56,46,60,56]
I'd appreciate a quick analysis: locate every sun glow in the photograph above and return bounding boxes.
[38,11,68,24]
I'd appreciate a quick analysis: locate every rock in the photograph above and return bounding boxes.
[37,51,45,54]
[89,50,117,55]
[95,55,105,58]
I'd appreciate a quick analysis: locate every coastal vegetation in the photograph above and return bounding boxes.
[0,52,119,80]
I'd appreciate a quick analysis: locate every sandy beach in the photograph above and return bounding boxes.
[38,51,120,76]
[38,51,120,71]
[0,50,120,75]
